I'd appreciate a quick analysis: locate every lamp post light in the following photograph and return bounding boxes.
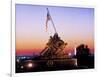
[27,62,33,68]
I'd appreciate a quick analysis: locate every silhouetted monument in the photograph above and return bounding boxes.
[40,33,67,59]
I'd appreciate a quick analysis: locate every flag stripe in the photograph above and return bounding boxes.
[45,9,51,31]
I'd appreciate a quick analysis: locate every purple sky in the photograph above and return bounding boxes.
[16,4,94,55]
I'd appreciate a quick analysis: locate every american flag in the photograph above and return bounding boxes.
[45,8,51,31]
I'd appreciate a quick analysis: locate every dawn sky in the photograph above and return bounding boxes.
[16,4,94,56]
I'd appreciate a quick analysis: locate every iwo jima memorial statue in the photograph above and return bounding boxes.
[16,8,77,73]
[36,8,77,69]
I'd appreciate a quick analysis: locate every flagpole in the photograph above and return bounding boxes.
[50,16,57,33]
[47,8,57,33]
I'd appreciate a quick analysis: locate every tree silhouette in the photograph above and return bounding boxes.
[76,44,90,67]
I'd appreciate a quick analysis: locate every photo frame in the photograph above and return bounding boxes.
[11,0,95,77]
